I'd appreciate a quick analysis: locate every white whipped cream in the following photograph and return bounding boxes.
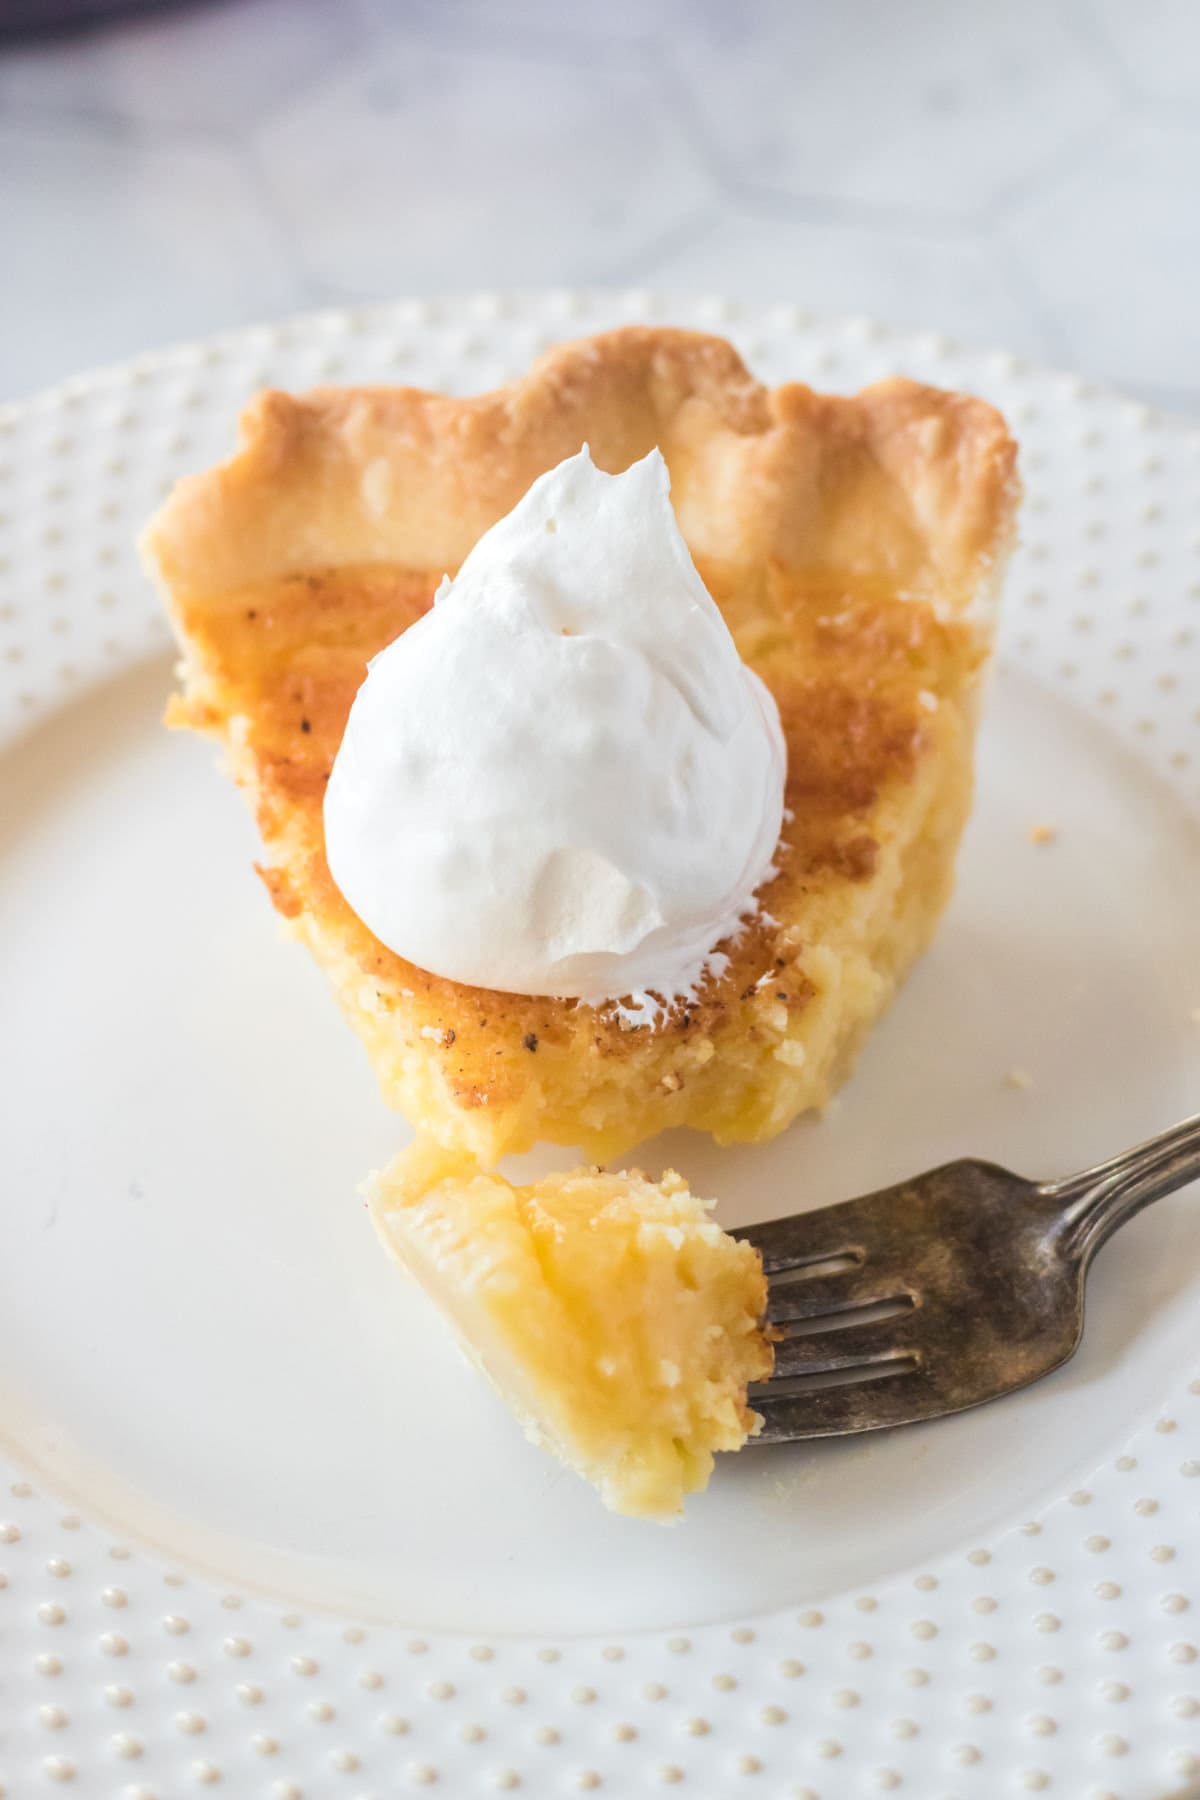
[324,446,786,1007]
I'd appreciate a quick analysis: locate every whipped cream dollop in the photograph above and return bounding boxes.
[324,446,786,1006]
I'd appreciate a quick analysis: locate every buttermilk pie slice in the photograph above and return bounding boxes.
[143,326,1018,1516]
[143,327,1018,1168]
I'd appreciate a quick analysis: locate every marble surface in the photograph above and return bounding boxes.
[1,0,1198,412]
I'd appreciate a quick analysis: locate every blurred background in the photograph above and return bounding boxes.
[1,0,1197,408]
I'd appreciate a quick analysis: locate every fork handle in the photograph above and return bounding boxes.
[1042,1112,1200,1257]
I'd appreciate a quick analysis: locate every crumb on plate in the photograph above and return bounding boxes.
[1005,1068,1033,1090]
[1029,823,1057,846]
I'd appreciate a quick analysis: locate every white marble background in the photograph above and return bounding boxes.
[1,0,1198,411]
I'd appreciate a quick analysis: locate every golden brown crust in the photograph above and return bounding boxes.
[142,326,1018,1167]
[143,326,1017,613]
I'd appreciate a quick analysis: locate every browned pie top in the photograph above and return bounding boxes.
[170,557,981,1077]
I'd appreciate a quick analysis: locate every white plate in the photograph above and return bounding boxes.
[1,295,1199,1799]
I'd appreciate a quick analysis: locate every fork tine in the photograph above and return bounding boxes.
[733,1208,866,1274]
[750,1364,928,1442]
[766,1273,899,1323]
[769,1314,920,1378]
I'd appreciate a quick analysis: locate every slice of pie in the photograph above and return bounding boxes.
[142,327,1019,1175]
[142,326,1018,1516]
[368,1151,771,1520]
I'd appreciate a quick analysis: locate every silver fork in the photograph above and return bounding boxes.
[733,1113,1200,1443]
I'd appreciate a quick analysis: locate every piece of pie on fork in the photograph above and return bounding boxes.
[142,326,1019,1517]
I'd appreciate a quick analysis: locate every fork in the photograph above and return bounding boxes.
[733,1113,1200,1443]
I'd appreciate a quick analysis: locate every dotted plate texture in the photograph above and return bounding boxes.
[1,294,1199,1800]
